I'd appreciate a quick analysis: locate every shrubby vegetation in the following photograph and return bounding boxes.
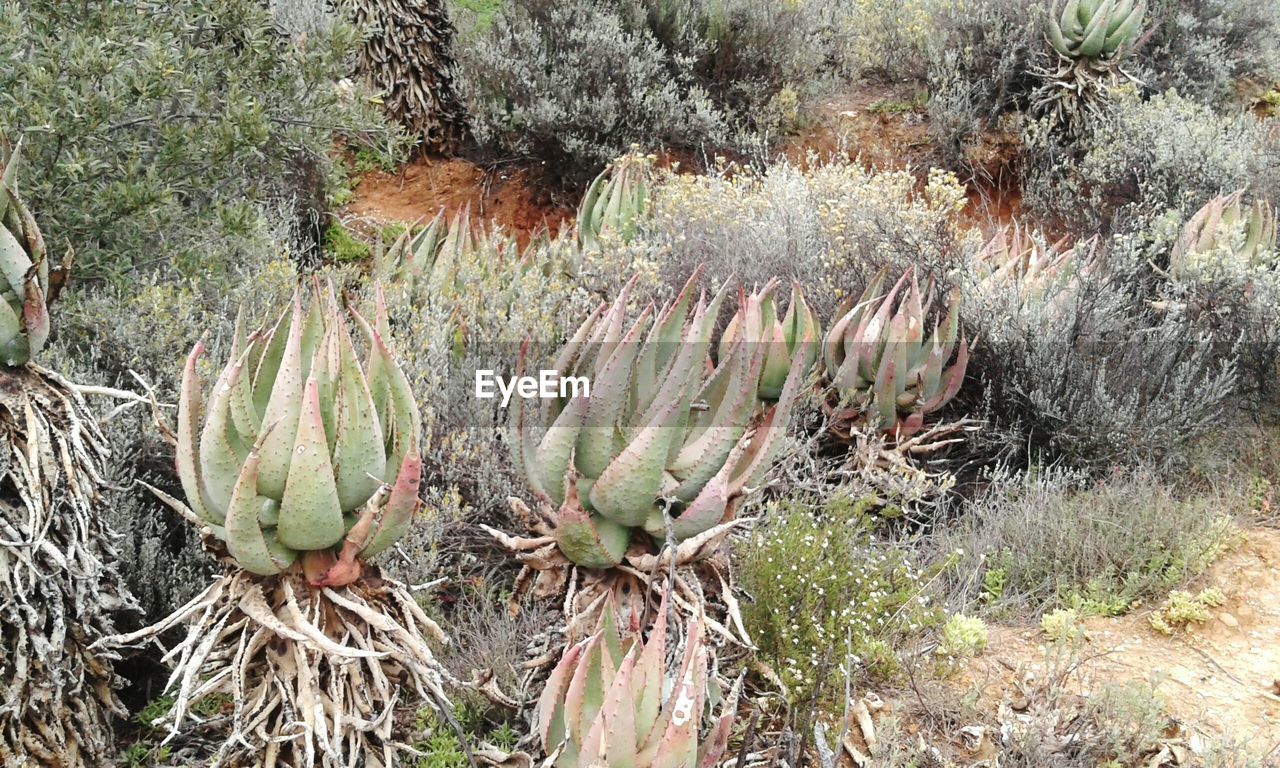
[1025,89,1280,233]
[1137,0,1280,104]
[457,0,728,183]
[959,242,1239,471]
[739,493,944,699]
[944,469,1235,616]
[0,0,392,281]
[456,0,843,181]
[924,0,1042,169]
[6,0,1280,764]
[632,157,970,316]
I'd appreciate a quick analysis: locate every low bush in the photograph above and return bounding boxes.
[647,0,831,115]
[828,0,955,81]
[456,0,729,184]
[1137,0,1280,106]
[637,157,970,318]
[739,492,945,702]
[924,0,1043,170]
[1132,193,1280,407]
[1023,89,1278,234]
[456,0,837,182]
[960,240,1239,471]
[943,468,1235,617]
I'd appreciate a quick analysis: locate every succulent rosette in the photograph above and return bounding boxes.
[177,282,422,586]
[823,266,969,438]
[510,269,812,568]
[536,586,740,768]
[1168,190,1278,281]
[1046,0,1146,62]
[577,151,651,251]
[0,139,54,366]
[719,279,821,402]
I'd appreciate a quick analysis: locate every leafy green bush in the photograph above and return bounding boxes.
[944,468,1235,617]
[0,0,391,281]
[739,493,944,701]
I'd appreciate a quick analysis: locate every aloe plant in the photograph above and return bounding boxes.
[578,151,651,251]
[536,586,740,767]
[0,139,54,366]
[823,267,969,438]
[1046,0,1146,62]
[177,282,422,585]
[1168,190,1277,281]
[720,280,821,402]
[511,269,811,567]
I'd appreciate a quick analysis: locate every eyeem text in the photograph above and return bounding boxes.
[475,369,590,408]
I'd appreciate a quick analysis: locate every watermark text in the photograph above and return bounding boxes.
[475,369,590,408]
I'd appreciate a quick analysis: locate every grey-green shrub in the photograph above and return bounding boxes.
[824,0,956,80]
[456,0,839,182]
[457,0,729,183]
[646,0,831,114]
[924,0,1042,170]
[960,243,1238,471]
[942,467,1234,616]
[1140,205,1280,406]
[1137,0,1280,106]
[632,158,972,318]
[1024,90,1279,234]
[0,0,391,281]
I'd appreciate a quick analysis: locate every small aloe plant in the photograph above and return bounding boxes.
[822,266,969,439]
[177,281,422,586]
[536,586,740,768]
[509,268,812,568]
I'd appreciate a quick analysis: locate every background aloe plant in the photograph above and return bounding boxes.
[823,267,969,439]
[1047,0,1146,62]
[1168,190,1278,281]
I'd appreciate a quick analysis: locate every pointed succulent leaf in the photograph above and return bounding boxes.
[359,447,422,557]
[224,435,294,576]
[554,474,630,567]
[256,293,305,499]
[276,377,346,551]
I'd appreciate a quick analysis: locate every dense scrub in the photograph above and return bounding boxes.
[3,0,1279,765]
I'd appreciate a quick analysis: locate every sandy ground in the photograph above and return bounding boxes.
[970,527,1280,755]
